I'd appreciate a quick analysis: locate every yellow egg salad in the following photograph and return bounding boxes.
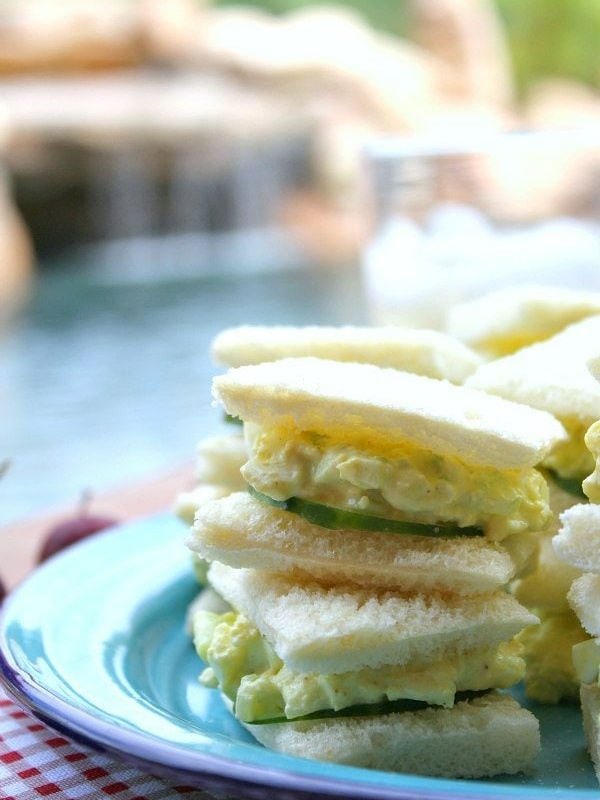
[242,423,552,542]
[583,421,600,502]
[193,609,526,723]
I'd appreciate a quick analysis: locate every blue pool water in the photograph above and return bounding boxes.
[0,248,366,525]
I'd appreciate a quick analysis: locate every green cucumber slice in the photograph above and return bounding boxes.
[548,470,588,500]
[244,690,488,725]
[223,412,243,426]
[248,487,483,538]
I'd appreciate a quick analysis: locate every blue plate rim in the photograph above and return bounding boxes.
[0,515,597,800]
[1,652,494,800]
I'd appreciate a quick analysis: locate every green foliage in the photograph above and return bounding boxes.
[212,0,410,38]
[486,0,600,95]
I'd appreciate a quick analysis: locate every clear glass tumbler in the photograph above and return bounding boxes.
[362,129,600,328]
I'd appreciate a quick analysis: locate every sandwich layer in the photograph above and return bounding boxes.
[193,608,525,722]
[568,574,600,637]
[572,638,600,684]
[188,492,530,595]
[207,562,538,675]
[175,484,231,527]
[211,324,482,382]
[241,422,551,540]
[512,482,585,704]
[243,692,541,779]
[465,317,600,478]
[515,609,586,705]
[213,358,566,470]
[446,284,600,357]
[174,432,247,524]
[193,433,247,488]
[554,504,600,574]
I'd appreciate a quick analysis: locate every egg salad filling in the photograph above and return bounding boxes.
[193,608,526,724]
[241,423,551,542]
[543,417,595,482]
[583,421,600,502]
[516,609,588,704]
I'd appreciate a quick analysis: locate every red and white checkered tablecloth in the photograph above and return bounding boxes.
[0,688,226,800]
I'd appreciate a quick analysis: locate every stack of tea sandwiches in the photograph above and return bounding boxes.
[552,353,600,783]
[456,290,600,706]
[182,323,569,779]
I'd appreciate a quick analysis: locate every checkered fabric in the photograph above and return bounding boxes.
[0,689,231,800]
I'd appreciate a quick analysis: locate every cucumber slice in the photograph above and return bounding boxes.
[244,690,488,725]
[223,412,243,426]
[548,470,588,500]
[248,487,483,538]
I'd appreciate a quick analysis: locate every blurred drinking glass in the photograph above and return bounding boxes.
[362,128,600,328]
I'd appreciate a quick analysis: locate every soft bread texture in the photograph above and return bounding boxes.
[554,504,600,574]
[189,492,524,595]
[446,285,600,357]
[207,562,538,675]
[173,432,247,524]
[211,324,482,383]
[465,317,600,422]
[243,692,540,778]
[568,574,600,637]
[174,484,232,526]
[580,683,600,783]
[213,358,566,470]
[193,433,247,488]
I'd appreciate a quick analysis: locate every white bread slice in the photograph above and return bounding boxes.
[207,562,538,675]
[193,433,247,489]
[554,504,600,574]
[568,574,600,637]
[465,316,600,423]
[244,692,540,778]
[174,484,232,526]
[211,324,482,383]
[446,284,600,357]
[213,358,566,470]
[173,433,247,524]
[580,682,600,783]
[188,492,524,595]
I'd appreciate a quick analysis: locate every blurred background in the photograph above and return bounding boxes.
[1,0,600,525]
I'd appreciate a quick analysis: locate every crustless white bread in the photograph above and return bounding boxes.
[207,562,537,675]
[187,349,551,777]
[465,316,600,425]
[211,324,483,383]
[188,491,531,596]
[213,357,566,470]
[446,285,600,358]
[245,692,540,778]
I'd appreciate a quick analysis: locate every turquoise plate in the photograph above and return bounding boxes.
[0,514,598,799]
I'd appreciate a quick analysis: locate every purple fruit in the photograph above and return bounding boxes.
[38,511,117,563]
